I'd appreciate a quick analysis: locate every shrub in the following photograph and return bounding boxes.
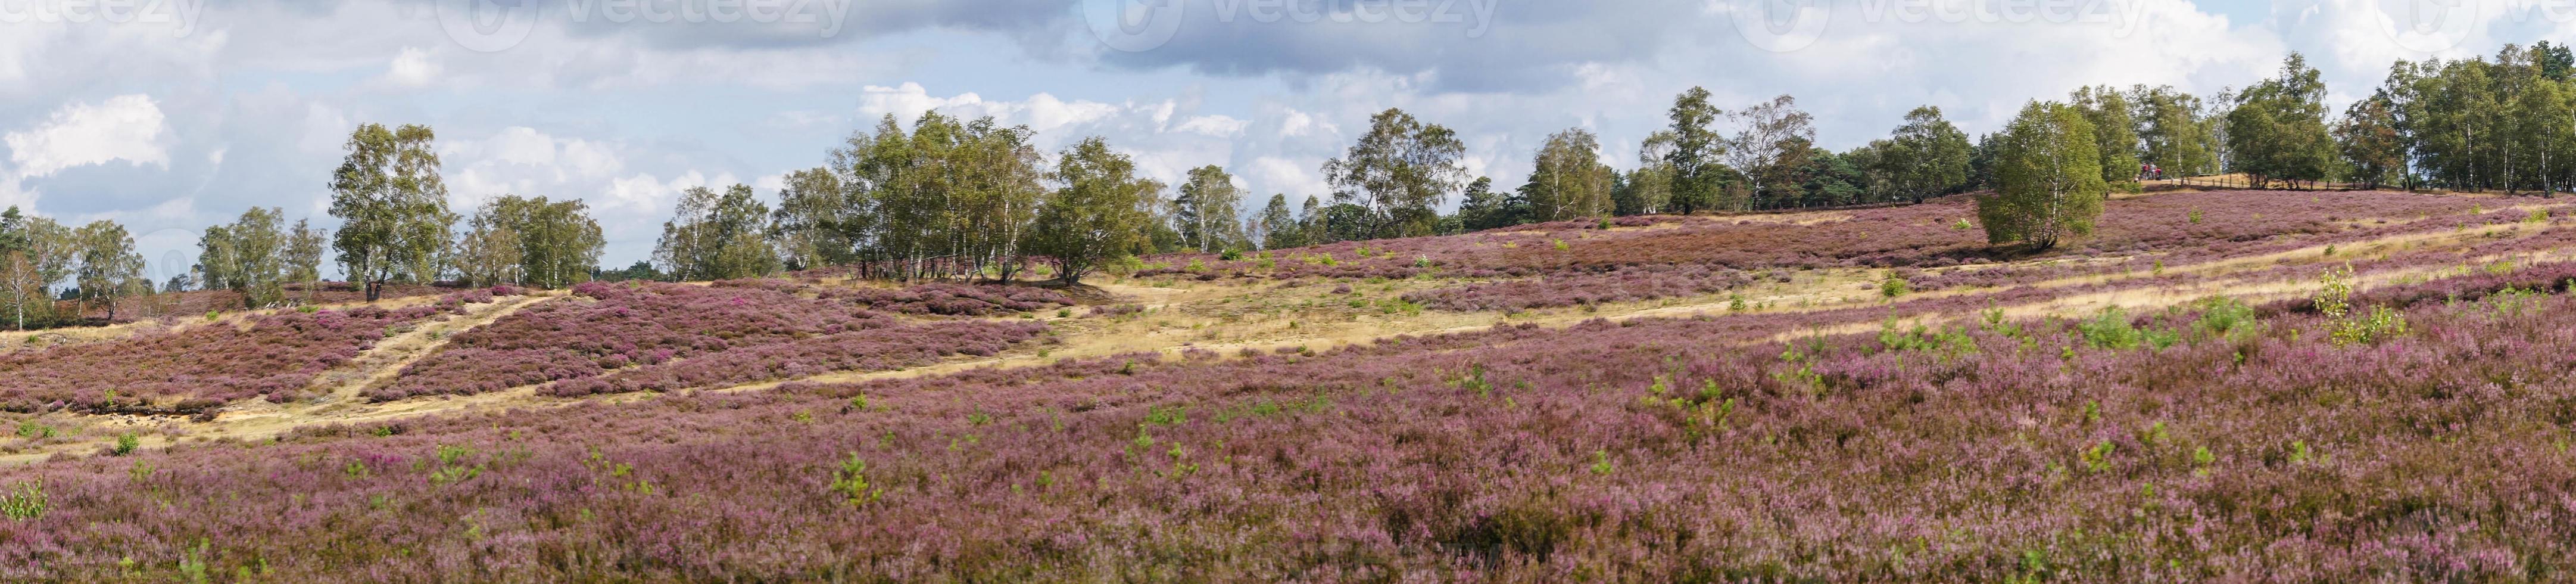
[831,454,881,506]
[0,482,42,520]
[2076,307,2142,350]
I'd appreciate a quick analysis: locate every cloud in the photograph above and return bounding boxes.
[5,94,173,179]
[383,47,445,87]
[0,0,2513,267]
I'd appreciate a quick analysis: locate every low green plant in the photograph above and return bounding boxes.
[2076,307,2143,350]
[2313,265,2354,320]
[2081,440,2116,473]
[2193,296,2256,339]
[831,454,881,506]
[111,433,139,456]
[0,482,43,520]
[2331,306,2409,347]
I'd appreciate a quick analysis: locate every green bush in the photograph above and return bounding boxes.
[0,482,44,520]
[831,454,881,507]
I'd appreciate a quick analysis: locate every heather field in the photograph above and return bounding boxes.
[0,291,503,414]
[6,189,2576,579]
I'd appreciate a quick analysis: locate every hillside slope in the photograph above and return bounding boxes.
[3,189,2575,579]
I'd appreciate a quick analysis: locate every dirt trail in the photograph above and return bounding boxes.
[7,202,2574,466]
[0,294,558,465]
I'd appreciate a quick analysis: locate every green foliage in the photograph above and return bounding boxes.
[1663,87,1728,215]
[429,445,484,486]
[831,454,881,506]
[459,195,604,288]
[110,433,138,456]
[1979,101,2107,250]
[1879,271,1910,298]
[178,539,211,584]
[1874,106,1975,204]
[2331,306,2409,347]
[1323,108,1468,239]
[2193,297,2258,339]
[1526,128,1618,222]
[2313,265,2354,320]
[2227,53,2338,188]
[197,207,289,307]
[1174,165,1249,253]
[2072,85,2142,185]
[1374,297,1424,316]
[654,185,779,282]
[1878,318,1975,355]
[1035,138,1161,284]
[328,123,456,300]
[0,482,43,520]
[2081,440,2116,473]
[2077,307,2142,350]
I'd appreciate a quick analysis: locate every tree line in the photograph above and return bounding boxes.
[0,207,148,330]
[2,40,2565,330]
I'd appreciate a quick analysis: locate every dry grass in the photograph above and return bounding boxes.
[8,192,2576,466]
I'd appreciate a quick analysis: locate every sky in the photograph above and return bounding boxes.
[1,0,2571,280]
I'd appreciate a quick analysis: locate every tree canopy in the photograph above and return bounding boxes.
[1980,101,2108,250]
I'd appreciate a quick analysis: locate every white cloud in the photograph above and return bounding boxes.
[384,47,444,87]
[5,94,171,179]
[1248,156,1329,198]
[1175,114,1250,137]
[0,0,2517,265]
[604,170,740,215]
[858,82,983,125]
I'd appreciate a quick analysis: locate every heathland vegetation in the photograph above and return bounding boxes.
[5,41,2576,580]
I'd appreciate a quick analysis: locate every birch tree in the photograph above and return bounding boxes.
[1981,101,2107,250]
